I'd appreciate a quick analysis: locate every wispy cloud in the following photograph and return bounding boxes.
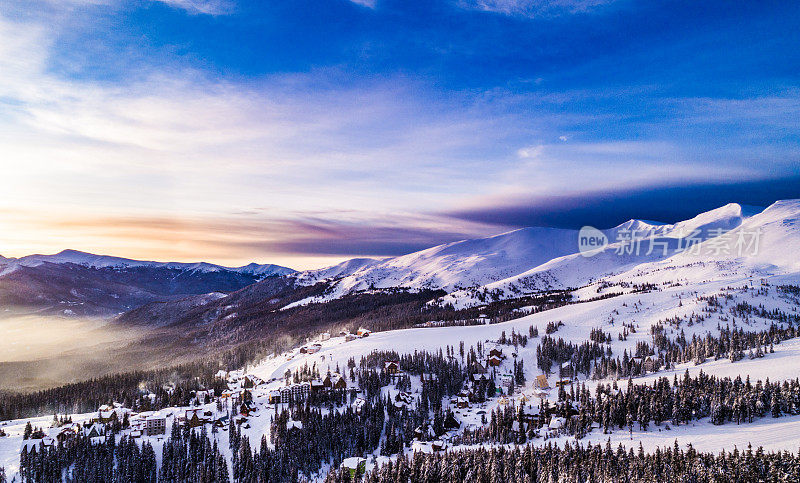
[459,0,618,17]
[153,0,235,15]
[347,0,377,8]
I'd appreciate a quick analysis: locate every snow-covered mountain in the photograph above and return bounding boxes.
[290,227,589,304]
[0,249,294,278]
[439,202,766,307]
[292,202,773,307]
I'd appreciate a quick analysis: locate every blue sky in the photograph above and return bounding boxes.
[0,0,798,268]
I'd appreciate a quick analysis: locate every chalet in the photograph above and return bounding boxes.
[487,355,503,367]
[548,416,565,430]
[299,346,308,354]
[323,373,347,390]
[286,420,303,431]
[144,414,167,436]
[185,409,206,429]
[456,396,469,409]
[56,426,79,443]
[97,406,131,424]
[84,423,106,439]
[443,413,460,431]
[384,360,400,375]
[341,457,366,478]
[310,379,326,393]
[357,328,371,337]
[320,332,331,341]
[488,347,504,359]
[306,344,322,354]
[559,361,574,378]
[643,357,657,373]
[534,375,550,389]
[521,407,540,425]
[240,401,257,416]
[345,334,358,342]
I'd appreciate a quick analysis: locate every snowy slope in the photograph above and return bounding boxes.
[290,227,598,306]
[600,199,800,289]
[439,202,763,308]
[291,202,763,308]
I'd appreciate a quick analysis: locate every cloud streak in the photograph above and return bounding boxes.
[442,176,800,229]
[459,0,618,17]
[154,0,234,15]
[0,208,497,269]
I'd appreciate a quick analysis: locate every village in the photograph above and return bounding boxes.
[7,323,646,478]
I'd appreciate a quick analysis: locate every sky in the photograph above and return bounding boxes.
[0,0,798,270]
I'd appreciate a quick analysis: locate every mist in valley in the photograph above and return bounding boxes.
[0,314,149,392]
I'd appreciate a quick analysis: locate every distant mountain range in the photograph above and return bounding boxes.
[0,249,294,278]
[0,250,294,317]
[4,200,800,321]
